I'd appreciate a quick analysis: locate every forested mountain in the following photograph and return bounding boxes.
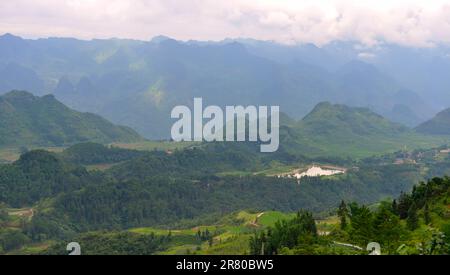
[278,102,449,158]
[416,108,450,136]
[0,150,93,207]
[0,90,142,147]
[0,34,444,138]
[300,102,408,136]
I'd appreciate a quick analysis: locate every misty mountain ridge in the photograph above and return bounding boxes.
[0,33,448,138]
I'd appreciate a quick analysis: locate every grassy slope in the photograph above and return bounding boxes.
[282,102,450,158]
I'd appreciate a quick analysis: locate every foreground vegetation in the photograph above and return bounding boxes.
[250,177,450,255]
[19,176,450,255]
[1,142,450,255]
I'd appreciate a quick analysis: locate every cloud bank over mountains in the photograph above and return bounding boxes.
[1,0,450,47]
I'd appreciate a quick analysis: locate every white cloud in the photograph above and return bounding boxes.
[1,0,450,47]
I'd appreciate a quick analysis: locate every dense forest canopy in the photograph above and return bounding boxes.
[250,177,450,255]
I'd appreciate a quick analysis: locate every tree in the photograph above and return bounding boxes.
[0,203,9,222]
[249,210,318,255]
[208,237,214,247]
[249,231,266,255]
[441,222,450,255]
[391,199,398,215]
[337,200,348,230]
[349,203,374,246]
[407,203,419,231]
[0,230,30,252]
[372,202,404,254]
[397,193,412,219]
[424,203,431,225]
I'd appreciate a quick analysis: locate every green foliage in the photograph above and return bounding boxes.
[1,143,449,255]
[24,213,75,243]
[397,193,412,219]
[196,229,213,243]
[337,200,348,230]
[42,231,170,255]
[0,91,142,148]
[348,203,375,246]
[109,143,264,180]
[248,177,450,255]
[0,229,30,252]
[372,202,405,254]
[279,102,449,158]
[61,143,146,165]
[249,211,318,255]
[0,145,426,243]
[342,177,450,255]
[0,204,8,224]
[0,150,93,207]
[407,204,419,230]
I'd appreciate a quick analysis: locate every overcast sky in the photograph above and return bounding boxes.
[1,0,450,47]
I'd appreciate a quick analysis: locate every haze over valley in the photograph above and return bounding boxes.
[1,33,450,139]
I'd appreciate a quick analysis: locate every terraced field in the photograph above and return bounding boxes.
[129,211,295,255]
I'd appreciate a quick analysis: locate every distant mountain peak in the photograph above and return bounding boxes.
[0,33,23,41]
[301,101,407,136]
[3,90,36,100]
[416,108,450,135]
[312,101,333,109]
[42,94,57,101]
[338,60,379,75]
[150,35,173,44]
[307,101,373,117]
[0,33,28,49]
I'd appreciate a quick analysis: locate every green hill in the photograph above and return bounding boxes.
[415,108,450,135]
[0,91,142,148]
[281,102,449,158]
[299,102,408,136]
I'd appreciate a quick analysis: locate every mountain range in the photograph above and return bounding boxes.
[1,34,449,139]
[0,89,449,158]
